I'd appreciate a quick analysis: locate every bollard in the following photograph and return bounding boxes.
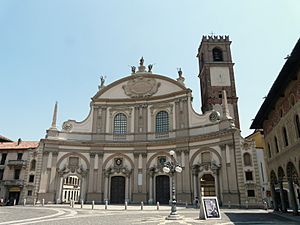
[185,202,188,208]
[157,202,159,210]
[70,201,72,207]
[105,200,108,210]
[56,199,59,204]
[81,200,83,208]
[23,199,26,206]
[72,200,75,208]
[42,199,45,206]
[125,201,127,210]
[33,198,36,206]
[141,201,144,210]
[245,200,249,209]
[228,201,231,209]
[13,199,16,206]
[92,200,95,210]
[263,201,268,210]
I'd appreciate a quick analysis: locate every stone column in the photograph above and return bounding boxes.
[271,182,279,211]
[133,153,139,193]
[88,153,95,193]
[148,172,154,204]
[192,167,198,198]
[56,174,64,203]
[104,173,109,201]
[288,178,298,215]
[96,152,103,193]
[279,180,287,212]
[142,153,147,193]
[182,150,190,193]
[125,175,129,202]
[49,151,58,193]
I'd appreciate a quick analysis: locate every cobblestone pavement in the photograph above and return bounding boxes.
[0,205,298,225]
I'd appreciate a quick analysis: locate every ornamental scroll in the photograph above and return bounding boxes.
[122,76,160,98]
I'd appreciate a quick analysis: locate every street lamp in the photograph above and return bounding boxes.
[163,150,183,220]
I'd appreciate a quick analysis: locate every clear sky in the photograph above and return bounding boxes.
[0,0,299,141]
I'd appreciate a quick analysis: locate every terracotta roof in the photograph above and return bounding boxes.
[0,141,39,150]
[0,135,12,142]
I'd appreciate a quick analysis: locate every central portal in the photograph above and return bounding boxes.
[155,175,170,204]
[110,176,125,204]
[200,174,216,196]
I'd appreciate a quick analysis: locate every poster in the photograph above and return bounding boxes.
[200,196,221,220]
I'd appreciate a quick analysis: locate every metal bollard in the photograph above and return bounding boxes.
[185,202,188,208]
[157,202,159,210]
[33,198,36,206]
[13,199,16,206]
[125,201,127,210]
[23,199,26,206]
[81,200,83,208]
[228,201,231,209]
[141,201,143,210]
[245,200,249,209]
[105,200,108,210]
[70,201,72,207]
[56,199,59,204]
[42,199,45,206]
[92,201,94,210]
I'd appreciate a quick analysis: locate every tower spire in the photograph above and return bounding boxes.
[50,101,58,130]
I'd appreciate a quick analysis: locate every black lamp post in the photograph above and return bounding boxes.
[163,150,183,220]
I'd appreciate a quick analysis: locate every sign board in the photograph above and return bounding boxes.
[199,196,221,220]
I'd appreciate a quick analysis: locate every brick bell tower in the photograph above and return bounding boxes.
[197,35,240,129]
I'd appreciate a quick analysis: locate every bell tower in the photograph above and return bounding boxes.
[197,35,240,129]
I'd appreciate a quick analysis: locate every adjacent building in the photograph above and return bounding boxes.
[0,138,39,205]
[34,36,263,207]
[251,38,300,213]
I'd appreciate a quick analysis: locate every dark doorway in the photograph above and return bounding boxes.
[275,189,289,209]
[110,176,125,204]
[155,175,170,204]
[200,174,216,196]
[8,191,20,205]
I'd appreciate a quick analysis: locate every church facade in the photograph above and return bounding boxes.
[33,36,263,207]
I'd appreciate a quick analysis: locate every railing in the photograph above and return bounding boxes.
[7,160,27,168]
[4,180,24,186]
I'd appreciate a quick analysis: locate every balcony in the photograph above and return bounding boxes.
[3,179,24,187]
[7,160,27,168]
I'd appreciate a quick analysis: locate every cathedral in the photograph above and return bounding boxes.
[24,36,263,207]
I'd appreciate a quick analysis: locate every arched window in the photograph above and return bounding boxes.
[114,113,127,134]
[212,48,223,61]
[30,159,36,171]
[295,114,300,138]
[243,153,252,166]
[155,111,169,133]
[282,127,289,146]
[274,136,279,153]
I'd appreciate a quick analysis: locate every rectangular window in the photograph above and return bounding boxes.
[17,153,23,160]
[0,169,4,180]
[245,171,253,181]
[27,190,32,196]
[29,175,34,183]
[247,190,255,197]
[14,169,21,180]
[0,153,7,165]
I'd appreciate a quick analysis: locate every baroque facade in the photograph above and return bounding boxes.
[251,38,300,213]
[30,36,263,207]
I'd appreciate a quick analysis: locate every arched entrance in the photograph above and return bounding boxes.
[110,176,125,204]
[200,174,215,196]
[155,175,170,204]
[275,189,289,209]
[62,175,81,203]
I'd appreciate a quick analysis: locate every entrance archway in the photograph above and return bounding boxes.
[62,175,81,203]
[155,175,170,204]
[200,174,215,196]
[110,176,125,204]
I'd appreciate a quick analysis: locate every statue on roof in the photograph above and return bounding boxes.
[98,75,106,90]
[148,64,153,72]
[131,66,136,74]
[140,57,144,66]
[177,68,183,78]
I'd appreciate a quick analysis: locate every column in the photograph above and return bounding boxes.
[193,171,198,198]
[288,178,298,215]
[125,176,129,202]
[149,173,153,203]
[183,150,191,193]
[88,153,95,193]
[133,153,139,193]
[279,180,287,212]
[49,151,58,193]
[142,153,147,193]
[96,152,103,193]
[80,176,86,201]
[271,182,279,211]
[57,175,64,203]
[40,151,50,193]
[104,174,109,201]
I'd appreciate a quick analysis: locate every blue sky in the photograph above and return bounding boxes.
[0,0,299,141]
